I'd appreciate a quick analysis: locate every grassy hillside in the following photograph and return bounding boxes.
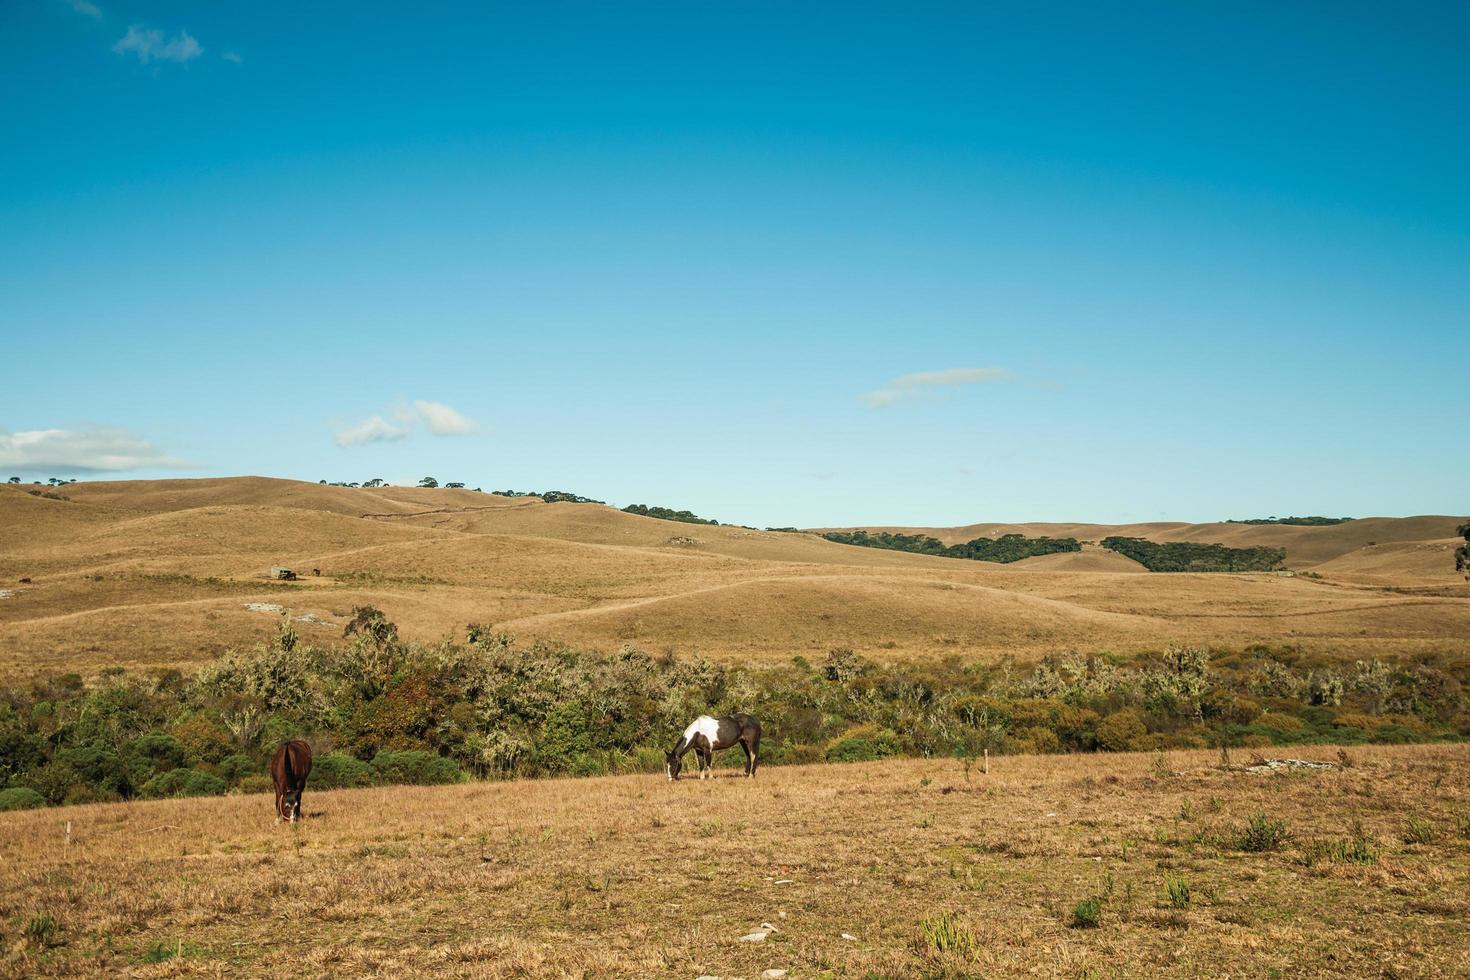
[4,746,1468,976]
[2,478,1467,677]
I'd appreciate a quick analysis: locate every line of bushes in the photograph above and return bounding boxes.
[823,530,1081,563]
[1101,536,1287,572]
[622,503,719,525]
[0,611,1465,810]
[1225,516,1354,526]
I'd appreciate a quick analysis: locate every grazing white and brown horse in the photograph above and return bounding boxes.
[666,713,761,780]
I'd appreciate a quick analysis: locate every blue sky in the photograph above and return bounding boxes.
[2,2,1466,528]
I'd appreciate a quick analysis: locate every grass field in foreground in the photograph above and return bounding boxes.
[3,745,1468,977]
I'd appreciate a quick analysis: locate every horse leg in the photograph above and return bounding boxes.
[740,739,753,777]
[749,732,760,777]
[701,747,712,779]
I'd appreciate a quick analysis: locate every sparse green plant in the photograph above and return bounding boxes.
[1150,752,1171,780]
[142,940,202,963]
[1303,821,1378,866]
[1165,875,1192,909]
[26,912,59,948]
[1234,812,1290,852]
[918,910,979,957]
[1177,800,1193,821]
[1402,813,1439,845]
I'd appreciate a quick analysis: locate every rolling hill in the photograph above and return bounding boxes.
[1,478,1466,677]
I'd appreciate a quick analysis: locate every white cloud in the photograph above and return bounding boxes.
[113,25,202,65]
[861,367,1013,408]
[67,0,102,19]
[221,51,243,64]
[334,401,481,447]
[413,400,478,436]
[334,416,410,448]
[0,427,187,474]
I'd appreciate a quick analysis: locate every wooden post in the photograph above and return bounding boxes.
[983,748,989,775]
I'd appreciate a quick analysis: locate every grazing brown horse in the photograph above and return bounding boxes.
[270,740,313,823]
[666,713,761,780]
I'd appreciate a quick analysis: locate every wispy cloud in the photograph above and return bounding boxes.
[334,401,481,448]
[334,416,410,448]
[413,400,478,436]
[66,0,102,19]
[0,427,187,474]
[861,367,1013,408]
[221,51,243,64]
[113,25,202,65]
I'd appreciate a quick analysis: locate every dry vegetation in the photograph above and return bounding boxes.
[2,478,1467,678]
[3,745,1468,977]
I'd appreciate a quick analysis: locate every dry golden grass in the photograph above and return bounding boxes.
[2,478,1467,677]
[4,745,1469,977]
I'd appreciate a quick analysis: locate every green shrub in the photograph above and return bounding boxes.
[126,733,187,782]
[21,760,85,805]
[1070,896,1103,928]
[0,786,45,811]
[1234,812,1290,852]
[1096,709,1147,752]
[311,753,374,789]
[219,753,258,784]
[370,751,461,785]
[236,773,274,794]
[139,768,228,799]
[0,731,46,776]
[825,728,899,763]
[55,746,132,797]
[171,715,232,765]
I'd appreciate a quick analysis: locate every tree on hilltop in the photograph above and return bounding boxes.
[417,477,438,488]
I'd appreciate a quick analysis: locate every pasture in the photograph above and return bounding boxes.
[2,478,1467,678]
[3,745,1469,977]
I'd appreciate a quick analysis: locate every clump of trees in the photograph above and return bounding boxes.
[1456,522,1470,579]
[0,614,1465,810]
[1101,537,1286,572]
[822,530,1081,564]
[622,504,719,525]
[489,489,605,504]
[1226,516,1355,526]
